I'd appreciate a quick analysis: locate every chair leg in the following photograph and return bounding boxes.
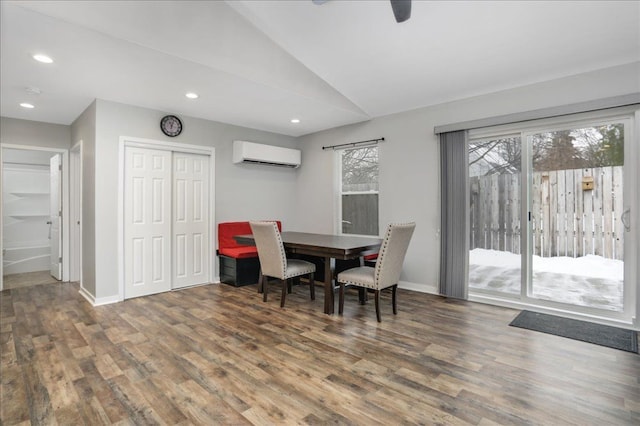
[309,273,315,300]
[262,275,268,302]
[280,279,287,308]
[257,270,263,293]
[338,283,345,315]
[288,278,293,294]
[392,284,398,315]
[374,290,381,322]
[262,275,269,302]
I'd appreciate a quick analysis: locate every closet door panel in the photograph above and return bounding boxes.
[173,153,209,288]
[124,147,172,299]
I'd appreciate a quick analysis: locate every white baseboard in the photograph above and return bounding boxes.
[399,280,439,295]
[79,286,120,306]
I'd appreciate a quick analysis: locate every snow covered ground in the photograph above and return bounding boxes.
[469,248,624,311]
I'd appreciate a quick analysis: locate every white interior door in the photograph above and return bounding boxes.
[124,147,172,298]
[173,153,209,288]
[49,154,62,280]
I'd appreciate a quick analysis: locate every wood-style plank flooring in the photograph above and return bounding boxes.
[1,281,639,425]
[2,271,59,290]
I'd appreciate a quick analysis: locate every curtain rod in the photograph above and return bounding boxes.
[322,137,385,150]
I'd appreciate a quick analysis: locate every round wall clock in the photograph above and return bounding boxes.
[160,115,182,137]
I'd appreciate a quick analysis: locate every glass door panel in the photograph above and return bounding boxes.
[468,136,522,297]
[529,123,625,312]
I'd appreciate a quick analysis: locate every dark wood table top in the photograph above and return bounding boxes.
[234,231,381,260]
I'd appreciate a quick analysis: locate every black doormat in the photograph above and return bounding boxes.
[510,310,638,353]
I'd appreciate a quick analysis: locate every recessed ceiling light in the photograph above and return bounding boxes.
[185,92,199,99]
[290,118,300,124]
[32,54,53,64]
[20,103,35,109]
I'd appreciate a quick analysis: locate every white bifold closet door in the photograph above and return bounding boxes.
[172,153,209,289]
[124,147,209,299]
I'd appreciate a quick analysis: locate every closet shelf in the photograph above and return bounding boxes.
[10,192,49,197]
[4,214,49,219]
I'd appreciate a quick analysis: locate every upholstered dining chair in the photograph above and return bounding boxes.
[337,222,415,322]
[249,221,316,307]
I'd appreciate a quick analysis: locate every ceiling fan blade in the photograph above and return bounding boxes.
[390,0,412,23]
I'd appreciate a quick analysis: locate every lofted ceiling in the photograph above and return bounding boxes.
[1,1,638,137]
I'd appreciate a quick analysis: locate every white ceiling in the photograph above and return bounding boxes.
[1,1,638,137]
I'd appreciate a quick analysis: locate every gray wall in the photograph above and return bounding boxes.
[293,62,640,293]
[1,117,71,149]
[91,99,299,300]
[3,62,638,302]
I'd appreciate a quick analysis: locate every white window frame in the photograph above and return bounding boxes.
[335,145,380,237]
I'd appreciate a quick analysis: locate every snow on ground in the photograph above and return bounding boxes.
[469,248,624,311]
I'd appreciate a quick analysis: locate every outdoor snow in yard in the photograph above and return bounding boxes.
[469,248,624,311]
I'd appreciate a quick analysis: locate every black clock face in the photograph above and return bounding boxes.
[161,115,182,137]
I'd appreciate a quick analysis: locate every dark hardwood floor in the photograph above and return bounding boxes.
[1,281,638,425]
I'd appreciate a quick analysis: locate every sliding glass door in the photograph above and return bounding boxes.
[527,121,628,314]
[468,112,635,322]
[468,135,522,298]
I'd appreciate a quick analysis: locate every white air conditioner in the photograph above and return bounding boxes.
[232,140,301,168]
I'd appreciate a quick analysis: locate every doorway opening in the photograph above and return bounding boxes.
[1,145,69,290]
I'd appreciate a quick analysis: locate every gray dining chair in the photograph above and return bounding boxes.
[249,221,316,307]
[337,222,415,322]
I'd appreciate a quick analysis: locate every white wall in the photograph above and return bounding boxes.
[294,62,640,293]
[91,99,299,300]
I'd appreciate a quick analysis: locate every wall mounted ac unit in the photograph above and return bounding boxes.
[232,140,301,168]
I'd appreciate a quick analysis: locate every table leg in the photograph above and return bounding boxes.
[358,288,367,304]
[323,256,334,314]
[357,256,367,304]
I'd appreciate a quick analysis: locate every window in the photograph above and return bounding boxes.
[338,146,379,236]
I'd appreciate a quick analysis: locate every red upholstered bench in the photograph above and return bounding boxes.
[218,221,281,286]
[364,253,378,267]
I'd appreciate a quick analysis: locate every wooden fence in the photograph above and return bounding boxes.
[342,194,379,236]
[470,166,624,260]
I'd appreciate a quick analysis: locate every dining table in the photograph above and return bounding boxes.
[234,231,382,314]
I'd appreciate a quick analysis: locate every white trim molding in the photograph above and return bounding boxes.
[79,286,120,306]
[399,280,438,295]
